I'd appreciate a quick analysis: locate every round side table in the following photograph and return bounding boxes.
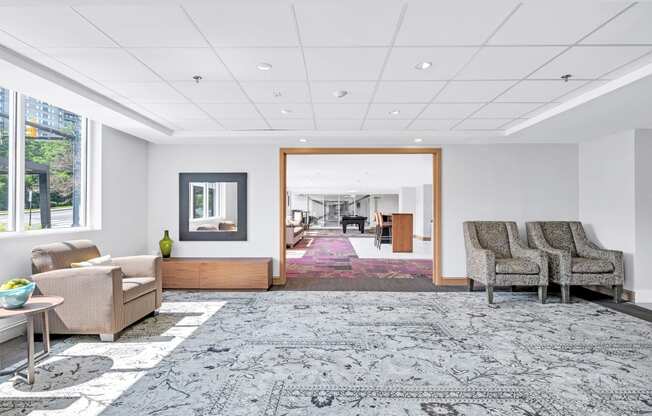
[0,296,64,384]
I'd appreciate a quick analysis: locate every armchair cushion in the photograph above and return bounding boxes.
[123,277,157,303]
[571,257,614,274]
[474,222,511,259]
[495,258,540,275]
[540,222,577,256]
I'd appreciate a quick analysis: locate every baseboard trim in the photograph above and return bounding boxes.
[414,235,431,241]
[440,277,468,286]
[582,285,635,302]
[272,275,286,286]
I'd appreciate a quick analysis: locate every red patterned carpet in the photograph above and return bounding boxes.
[287,236,432,279]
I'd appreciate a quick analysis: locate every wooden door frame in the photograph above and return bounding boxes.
[279,147,462,286]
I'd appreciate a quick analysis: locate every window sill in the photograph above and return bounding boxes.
[0,227,100,240]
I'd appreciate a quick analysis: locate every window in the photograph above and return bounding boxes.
[0,87,9,232]
[23,96,86,230]
[192,184,204,219]
[0,85,91,234]
[190,182,222,221]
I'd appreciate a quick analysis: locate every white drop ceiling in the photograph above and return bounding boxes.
[0,0,651,141]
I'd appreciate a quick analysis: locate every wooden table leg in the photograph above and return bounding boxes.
[26,316,35,384]
[42,310,50,354]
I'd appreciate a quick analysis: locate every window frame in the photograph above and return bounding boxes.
[0,88,94,238]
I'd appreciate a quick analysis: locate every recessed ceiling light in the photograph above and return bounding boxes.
[299,138,308,143]
[281,108,292,115]
[333,90,348,98]
[256,62,272,71]
[561,73,572,82]
[389,109,400,116]
[192,75,203,83]
[414,138,423,143]
[415,61,432,70]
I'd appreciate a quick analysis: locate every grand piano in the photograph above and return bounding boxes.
[341,215,367,233]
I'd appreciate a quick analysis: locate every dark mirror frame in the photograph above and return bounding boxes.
[179,172,247,241]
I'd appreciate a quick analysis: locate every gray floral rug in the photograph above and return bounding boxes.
[1,291,651,415]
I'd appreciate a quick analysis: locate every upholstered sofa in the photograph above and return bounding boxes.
[464,221,548,304]
[286,224,304,247]
[31,240,162,341]
[526,221,624,303]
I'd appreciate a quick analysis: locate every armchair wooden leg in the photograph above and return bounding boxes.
[467,279,474,292]
[561,285,570,304]
[613,285,623,303]
[486,286,494,304]
[538,285,547,304]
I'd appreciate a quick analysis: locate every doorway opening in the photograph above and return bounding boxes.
[279,148,455,288]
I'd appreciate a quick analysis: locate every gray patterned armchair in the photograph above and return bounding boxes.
[463,221,548,304]
[526,221,624,304]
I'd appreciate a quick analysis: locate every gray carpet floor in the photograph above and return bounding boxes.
[1,290,651,415]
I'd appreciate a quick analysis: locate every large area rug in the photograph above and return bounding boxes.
[287,236,432,279]
[0,291,651,415]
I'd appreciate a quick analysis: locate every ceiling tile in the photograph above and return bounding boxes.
[129,48,231,81]
[419,103,483,119]
[383,47,478,80]
[473,102,543,118]
[435,80,515,102]
[532,46,652,79]
[367,103,424,119]
[555,80,610,101]
[200,102,262,119]
[457,46,564,79]
[499,119,529,131]
[0,7,113,47]
[363,119,411,130]
[218,48,305,81]
[408,119,459,130]
[240,82,310,103]
[105,82,187,103]
[45,48,159,81]
[374,81,445,102]
[304,48,387,80]
[582,3,652,44]
[454,118,512,130]
[75,5,207,47]
[601,51,652,79]
[183,2,297,47]
[396,1,519,45]
[268,119,315,130]
[313,103,368,119]
[170,81,249,103]
[489,3,624,45]
[316,119,362,130]
[141,102,207,120]
[295,1,402,46]
[495,80,589,102]
[172,118,224,131]
[220,119,269,130]
[257,103,313,119]
[310,81,376,103]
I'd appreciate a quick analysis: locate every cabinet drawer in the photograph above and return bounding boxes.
[199,261,270,289]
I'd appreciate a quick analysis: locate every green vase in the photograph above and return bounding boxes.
[159,230,173,258]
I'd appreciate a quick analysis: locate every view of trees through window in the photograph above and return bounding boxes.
[0,87,9,232]
[23,96,84,230]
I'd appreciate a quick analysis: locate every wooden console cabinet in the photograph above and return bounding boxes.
[392,213,413,253]
[162,257,272,290]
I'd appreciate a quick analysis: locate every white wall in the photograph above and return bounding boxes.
[415,184,433,239]
[442,144,579,277]
[147,143,579,280]
[147,144,279,273]
[634,129,652,300]
[579,131,636,291]
[0,126,149,341]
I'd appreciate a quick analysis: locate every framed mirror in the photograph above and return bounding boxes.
[179,172,247,241]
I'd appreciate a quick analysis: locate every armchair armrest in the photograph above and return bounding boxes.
[506,223,548,284]
[32,266,123,334]
[526,223,571,284]
[112,255,160,277]
[571,224,624,283]
[112,255,162,308]
[467,249,496,284]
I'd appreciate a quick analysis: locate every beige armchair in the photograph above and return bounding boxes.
[31,240,162,341]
